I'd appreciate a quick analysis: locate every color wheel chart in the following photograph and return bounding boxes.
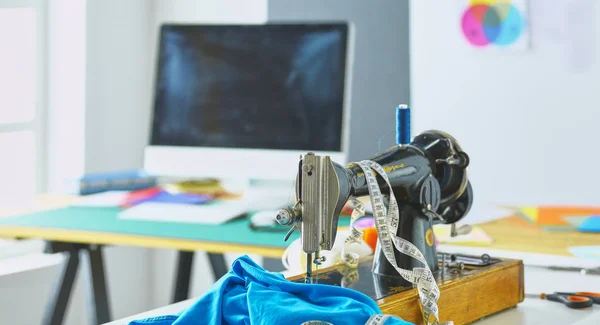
[461,0,529,49]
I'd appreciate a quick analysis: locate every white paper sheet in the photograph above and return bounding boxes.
[530,0,596,72]
[565,0,596,72]
[568,246,600,259]
[118,201,247,225]
[530,0,568,43]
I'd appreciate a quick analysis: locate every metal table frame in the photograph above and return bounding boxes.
[42,242,232,325]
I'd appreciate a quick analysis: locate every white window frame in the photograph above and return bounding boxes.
[0,0,49,261]
[0,0,47,194]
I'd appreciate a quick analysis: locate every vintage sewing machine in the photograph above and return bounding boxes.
[275,113,524,324]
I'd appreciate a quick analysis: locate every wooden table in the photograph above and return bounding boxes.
[478,216,600,256]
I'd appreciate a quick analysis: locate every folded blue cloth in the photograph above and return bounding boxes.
[129,255,411,325]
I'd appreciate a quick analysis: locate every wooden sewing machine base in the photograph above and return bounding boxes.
[287,255,524,325]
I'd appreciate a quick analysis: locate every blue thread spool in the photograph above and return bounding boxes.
[396,104,410,145]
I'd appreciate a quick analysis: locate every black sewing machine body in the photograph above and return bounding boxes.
[277,130,473,280]
[278,130,526,324]
[343,131,472,275]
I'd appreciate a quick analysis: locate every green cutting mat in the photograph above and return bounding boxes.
[0,207,350,248]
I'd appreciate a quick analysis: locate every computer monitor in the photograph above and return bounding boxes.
[144,23,353,182]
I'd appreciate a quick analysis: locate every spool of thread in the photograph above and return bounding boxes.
[396,104,411,145]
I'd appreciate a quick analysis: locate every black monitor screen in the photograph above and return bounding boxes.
[150,24,348,152]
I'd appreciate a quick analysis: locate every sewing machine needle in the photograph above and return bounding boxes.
[315,251,319,283]
[306,253,313,283]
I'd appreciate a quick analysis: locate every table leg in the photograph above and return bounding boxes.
[42,243,80,325]
[172,251,194,303]
[42,242,113,325]
[263,257,285,272]
[207,253,228,281]
[85,245,112,325]
[172,252,229,303]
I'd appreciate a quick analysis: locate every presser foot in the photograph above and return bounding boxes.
[304,252,327,284]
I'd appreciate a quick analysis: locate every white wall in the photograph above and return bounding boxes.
[47,0,154,187]
[46,0,86,193]
[85,0,154,174]
[2,1,156,324]
[147,0,268,309]
[410,0,600,223]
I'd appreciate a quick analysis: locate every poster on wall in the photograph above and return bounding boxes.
[460,0,530,50]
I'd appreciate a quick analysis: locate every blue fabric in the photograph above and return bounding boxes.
[130,255,412,325]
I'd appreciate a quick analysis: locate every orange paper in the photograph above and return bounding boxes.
[516,206,600,226]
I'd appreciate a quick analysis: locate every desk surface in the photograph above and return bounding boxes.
[104,265,600,325]
[2,196,598,259]
[478,216,600,257]
[0,200,348,257]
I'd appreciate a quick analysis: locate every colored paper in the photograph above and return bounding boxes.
[142,191,211,205]
[70,191,130,208]
[433,224,493,246]
[568,246,600,259]
[460,0,530,50]
[539,216,593,232]
[518,206,539,222]
[121,188,212,207]
[120,187,162,207]
[578,216,600,233]
[512,206,600,227]
[503,215,540,229]
[564,216,590,228]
